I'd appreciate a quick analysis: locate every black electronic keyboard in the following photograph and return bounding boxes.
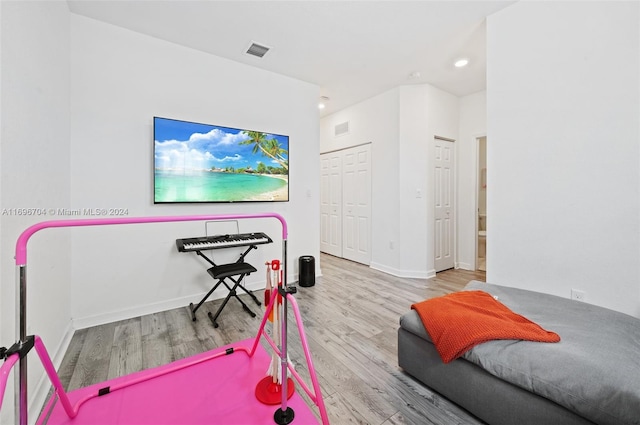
[176,232,272,252]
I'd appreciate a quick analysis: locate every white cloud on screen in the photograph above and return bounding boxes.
[154,129,249,170]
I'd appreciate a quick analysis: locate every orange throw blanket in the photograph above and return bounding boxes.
[411,290,560,363]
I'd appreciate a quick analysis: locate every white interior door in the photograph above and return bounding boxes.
[320,153,342,257]
[342,144,371,265]
[434,138,455,272]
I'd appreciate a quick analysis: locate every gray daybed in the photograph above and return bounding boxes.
[398,281,640,425]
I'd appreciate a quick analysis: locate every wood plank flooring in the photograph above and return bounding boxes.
[55,254,486,424]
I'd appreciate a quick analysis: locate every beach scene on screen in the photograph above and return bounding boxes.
[154,117,289,203]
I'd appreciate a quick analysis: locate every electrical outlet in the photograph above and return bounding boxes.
[571,289,586,302]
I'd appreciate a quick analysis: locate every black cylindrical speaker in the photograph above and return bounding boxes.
[298,256,315,287]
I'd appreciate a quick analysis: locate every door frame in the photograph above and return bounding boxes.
[433,135,456,272]
[474,133,487,271]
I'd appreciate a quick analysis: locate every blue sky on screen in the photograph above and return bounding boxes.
[154,117,288,171]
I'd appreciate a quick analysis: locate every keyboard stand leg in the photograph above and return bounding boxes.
[189,281,222,321]
[208,293,233,328]
[207,274,256,327]
[235,292,257,318]
[237,284,262,306]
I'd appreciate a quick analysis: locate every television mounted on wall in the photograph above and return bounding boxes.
[153,116,289,203]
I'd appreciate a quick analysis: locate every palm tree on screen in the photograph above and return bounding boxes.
[240,131,288,172]
[264,138,288,171]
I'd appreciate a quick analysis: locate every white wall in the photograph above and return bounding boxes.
[397,85,459,277]
[487,1,640,317]
[422,85,459,275]
[0,4,320,421]
[0,1,71,422]
[69,15,320,325]
[320,84,459,278]
[320,89,401,272]
[458,90,487,270]
[397,86,430,276]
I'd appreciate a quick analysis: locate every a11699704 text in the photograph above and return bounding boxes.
[2,208,129,217]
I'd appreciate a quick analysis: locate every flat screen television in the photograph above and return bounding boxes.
[153,116,289,203]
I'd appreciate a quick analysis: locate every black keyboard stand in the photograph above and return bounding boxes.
[188,245,262,327]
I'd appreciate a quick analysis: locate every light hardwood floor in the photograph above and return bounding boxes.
[55,253,487,424]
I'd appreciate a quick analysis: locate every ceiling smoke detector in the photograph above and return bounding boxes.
[246,42,270,58]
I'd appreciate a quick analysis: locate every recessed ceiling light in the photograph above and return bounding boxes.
[454,58,469,68]
[319,96,329,109]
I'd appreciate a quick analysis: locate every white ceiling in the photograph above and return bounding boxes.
[66,1,515,116]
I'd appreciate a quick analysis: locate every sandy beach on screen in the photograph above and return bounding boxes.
[253,174,288,201]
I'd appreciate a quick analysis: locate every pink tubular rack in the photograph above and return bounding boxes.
[2,213,329,425]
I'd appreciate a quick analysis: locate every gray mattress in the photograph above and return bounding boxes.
[398,281,640,425]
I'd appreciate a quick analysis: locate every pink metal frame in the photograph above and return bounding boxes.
[3,213,328,425]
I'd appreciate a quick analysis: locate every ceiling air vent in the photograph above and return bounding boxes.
[246,42,270,58]
[334,121,350,137]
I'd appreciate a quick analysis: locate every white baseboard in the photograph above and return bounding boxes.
[72,280,268,330]
[370,262,402,276]
[456,262,473,271]
[70,274,309,330]
[72,292,210,330]
[370,262,436,279]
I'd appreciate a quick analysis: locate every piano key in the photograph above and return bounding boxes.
[176,232,272,252]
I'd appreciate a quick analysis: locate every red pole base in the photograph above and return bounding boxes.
[255,376,295,405]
